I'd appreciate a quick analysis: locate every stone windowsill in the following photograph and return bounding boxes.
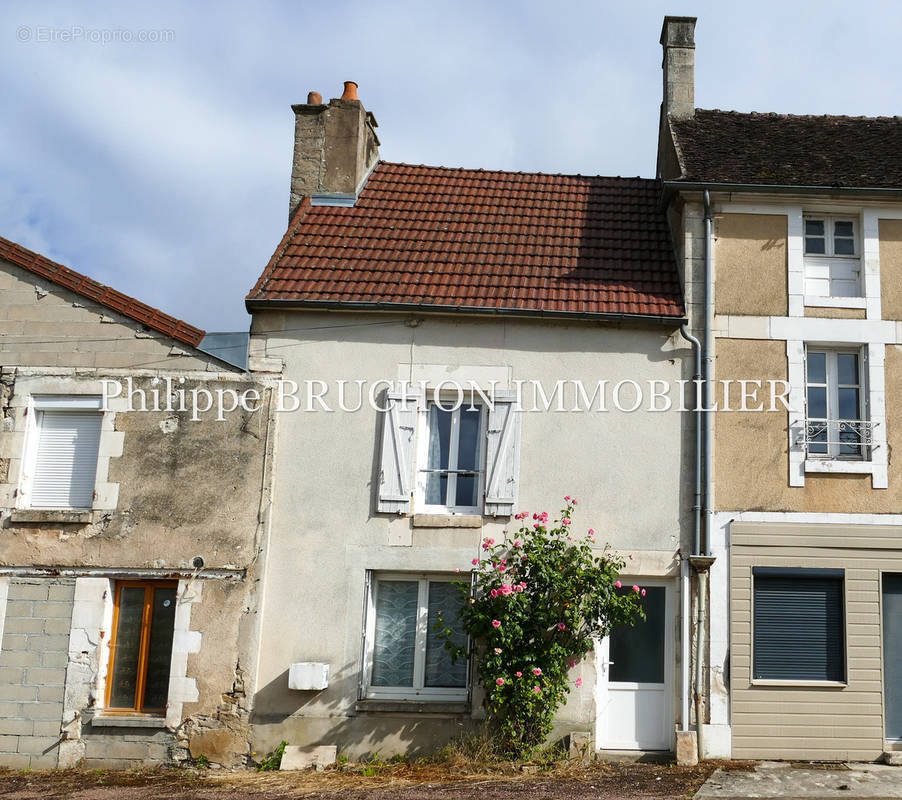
[355,699,470,715]
[412,514,482,529]
[9,509,94,524]
[90,714,169,728]
[804,459,875,475]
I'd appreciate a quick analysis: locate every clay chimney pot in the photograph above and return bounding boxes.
[307,91,323,105]
[341,81,359,101]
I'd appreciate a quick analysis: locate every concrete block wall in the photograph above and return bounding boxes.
[0,578,74,768]
[82,725,177,768]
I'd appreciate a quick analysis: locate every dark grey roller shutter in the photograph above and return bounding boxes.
[753,569,844,682]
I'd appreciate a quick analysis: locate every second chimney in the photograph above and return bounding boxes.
[289,82,380,218]
[660,16,696,120]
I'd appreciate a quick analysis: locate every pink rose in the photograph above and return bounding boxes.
[490,589,499,598]
[533,686,541,694]
[565,495,571,501]
[562,518,571,525]
[499,566,506,573]
[493,647,502,654]
[557,622,566,631]
[492,620,501,628]
[632,585,640,593]
[521,555,528,561]
[533,523,541,529]
[455,568,460,573]
[588,528,595,535]
[569,661,576,668]
[575,677,583,688]
[614,580,621,589]
[472,558,479,565]
[532,667,542,676]
[641,588,647,597]
[513,540,522,547]
[515,671,522,678]
[496,677,505,686]
[572,499,578,505]
[482,543,490,550]
[487,538,495,545]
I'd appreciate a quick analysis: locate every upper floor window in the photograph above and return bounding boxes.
[418,402,485,514]
[804,348,870,460]
[376,387,521,517]
[23,396,103,509]
[803,216,861,298]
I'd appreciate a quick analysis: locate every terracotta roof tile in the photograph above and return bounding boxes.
[247,162,685,320]
[0,235,205,347]
[670,110,902,188]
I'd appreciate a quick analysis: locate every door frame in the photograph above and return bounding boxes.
[595,576,675,751]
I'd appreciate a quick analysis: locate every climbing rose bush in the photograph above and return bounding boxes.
[439,498,644,759]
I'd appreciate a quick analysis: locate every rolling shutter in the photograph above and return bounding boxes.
[753,568,844,682]
[30,410,102,509]
[483,391,521,517]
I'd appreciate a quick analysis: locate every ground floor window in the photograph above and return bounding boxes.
[752,568,844,682]
[106,581,178,712]
[362,573,468,701]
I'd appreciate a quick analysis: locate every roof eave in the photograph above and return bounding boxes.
[245,297,686,327]
[664,180,902,198]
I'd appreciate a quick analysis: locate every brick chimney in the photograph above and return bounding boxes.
[660,16,696,120]
[289,82,380,218]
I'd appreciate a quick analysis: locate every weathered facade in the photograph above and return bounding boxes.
[659,16,902,761]
[244,85,694,759]
[0,240,275,768]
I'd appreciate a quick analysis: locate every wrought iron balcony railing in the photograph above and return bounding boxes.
[797,418,874,459]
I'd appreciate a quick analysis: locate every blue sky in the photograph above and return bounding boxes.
[2,0,901,331]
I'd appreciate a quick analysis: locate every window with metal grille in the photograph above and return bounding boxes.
[753,568,845,682]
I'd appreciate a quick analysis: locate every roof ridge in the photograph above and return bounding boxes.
[374,160,659,183]
[693,108,902,123]
[0,235,206,347]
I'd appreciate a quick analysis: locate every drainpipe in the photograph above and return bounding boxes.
[693,189,716,762]
[678,324,702,735]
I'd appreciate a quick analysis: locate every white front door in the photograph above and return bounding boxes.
[596,580,673,751]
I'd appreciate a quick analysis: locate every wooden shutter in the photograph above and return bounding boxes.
[376,388,420,514]
[753,568,844,682]
[31,410,102,509]
[483,391,521,517]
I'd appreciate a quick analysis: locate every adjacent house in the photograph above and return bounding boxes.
[659,16,902,761]
[0,237,275,768]
[243,83,694,758]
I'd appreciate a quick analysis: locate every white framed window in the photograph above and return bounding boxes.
[416,402,486,514]
[361,572,469,702]
[803,215,861,299]
[804,348,870,460]
[21,396,103,509]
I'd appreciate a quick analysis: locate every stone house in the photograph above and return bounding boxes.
[243,83,696,759]
[659,16,902,761]
[0,237,275,768]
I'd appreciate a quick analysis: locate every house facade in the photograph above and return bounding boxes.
[0,238,275,768]
[659,17,902,761]
[244,87,696,758]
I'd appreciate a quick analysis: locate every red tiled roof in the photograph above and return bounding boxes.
[247,163,685,320]
[0,235,205,347]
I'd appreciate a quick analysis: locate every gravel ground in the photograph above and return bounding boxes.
[0,761,727,800]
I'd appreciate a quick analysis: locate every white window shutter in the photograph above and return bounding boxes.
[484,391,521,517]
[376,388,420,513]
[30,410,102,509]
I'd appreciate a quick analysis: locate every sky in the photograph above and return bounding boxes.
[2,0,902,332]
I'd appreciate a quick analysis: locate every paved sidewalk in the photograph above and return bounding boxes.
[697,762,902,799]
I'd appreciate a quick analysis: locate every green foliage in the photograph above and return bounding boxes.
[193,754,210,769]
[256,740,288,771]
[439,498,644,759]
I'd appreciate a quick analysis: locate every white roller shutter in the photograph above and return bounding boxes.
[30,410,102,509]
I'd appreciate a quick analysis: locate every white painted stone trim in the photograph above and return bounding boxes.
[787,340,806,487]
[862,210,883,320]
[165,579,203,729]
[0,577,9,656]
[787,206,805,317]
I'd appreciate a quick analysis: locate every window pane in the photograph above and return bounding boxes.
[837,353,859,386]
[424,582,468,688]
[753,574,844,681]
[371,581,418,687]
[834,220,854,237]
[807,352,826,384]
[805,238,826,255]
[142,587,176,709]
[455,407,481,507]
[838,387,860,420]
[109,587,146,708]
[807,387,827,419]
[805,219,825,236]
[833,237,854,256]
[805,220,826,254]
[609,586,666,684]
[425,406,452,505]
